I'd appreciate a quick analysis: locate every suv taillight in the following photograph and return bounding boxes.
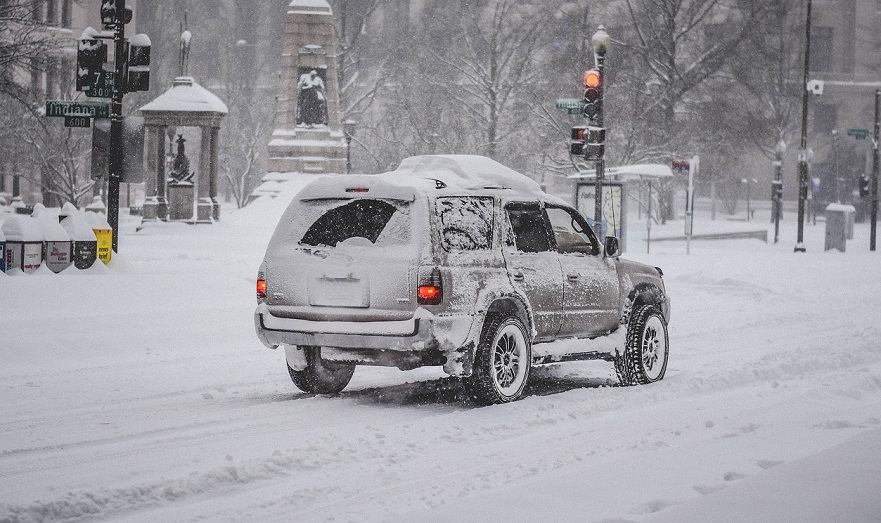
[417,267,443,305]
[256,278,267,299]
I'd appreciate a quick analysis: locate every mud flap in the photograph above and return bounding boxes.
[284,345,309,371]
[443,341,475,377]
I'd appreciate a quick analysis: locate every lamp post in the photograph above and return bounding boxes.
[795,0,813,253]
[343,119,356,174]
[772,139,786,243]
[591,26,610,231]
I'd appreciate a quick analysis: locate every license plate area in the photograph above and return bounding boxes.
[309,277,370,308]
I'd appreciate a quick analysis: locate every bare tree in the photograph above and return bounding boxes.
[0,0,60,103]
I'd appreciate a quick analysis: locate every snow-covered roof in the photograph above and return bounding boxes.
[390,155,545,195]
[139,77,228,115]
[289,0,332,14]
[291,155,556,204]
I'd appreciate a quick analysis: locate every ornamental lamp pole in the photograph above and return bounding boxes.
[795,0,813,253]
[591,26,610,232]
[772,139,786,243]
[343,119,356,174]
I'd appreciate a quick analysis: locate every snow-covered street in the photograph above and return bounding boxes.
[3,188,881,522]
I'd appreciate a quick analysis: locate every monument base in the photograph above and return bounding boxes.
[197,198,214,224]
[168,184,194,221]
[267,127,348,174]
[142,196,169,221]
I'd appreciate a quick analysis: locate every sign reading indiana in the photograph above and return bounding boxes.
[45,100,110,119]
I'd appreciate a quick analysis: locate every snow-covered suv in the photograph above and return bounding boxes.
[255,155,670,404]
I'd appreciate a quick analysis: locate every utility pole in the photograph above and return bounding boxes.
[871,89,880,251]
[588,26,610,233]
[795,0,812,253]
[107,2,128,253]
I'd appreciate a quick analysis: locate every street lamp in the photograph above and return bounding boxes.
[772,139,786,243]
[795,0,813,252]
[343,119,356,174]
[591,25,610,232]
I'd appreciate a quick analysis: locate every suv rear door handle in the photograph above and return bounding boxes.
[511,270,524,281]
[567,273,580,281]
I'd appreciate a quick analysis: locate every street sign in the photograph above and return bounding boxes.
[86,71,115,99]
[556,98,585,112]
[848,128,869,140]
[64,115,92,128]
[45,100,110,119]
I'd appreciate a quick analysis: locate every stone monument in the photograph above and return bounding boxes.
[267,0,347,174]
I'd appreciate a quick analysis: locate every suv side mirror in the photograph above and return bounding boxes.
[604,236,619,257]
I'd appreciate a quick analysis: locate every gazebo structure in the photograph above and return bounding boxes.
[139,76,228,222]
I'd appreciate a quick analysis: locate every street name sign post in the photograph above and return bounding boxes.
[848,128,869,140]
[45,100,111,119]
[556,98,585,115]
[86,71,115,99]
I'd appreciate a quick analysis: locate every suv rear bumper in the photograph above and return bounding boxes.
[254,303,469,352]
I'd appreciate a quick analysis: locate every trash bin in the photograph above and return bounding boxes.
[86,211,112,265]
[825,203,855,252]
[31,204,71,273]
[60,202,98,269]
[2,215,43,273]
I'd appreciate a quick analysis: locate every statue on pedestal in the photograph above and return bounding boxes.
[169,135,194,184]
[296,69,328,127]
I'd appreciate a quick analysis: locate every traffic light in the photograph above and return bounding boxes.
[569,126,586,156]
[127,34,152,92]
[101,0,132,30]
[860,175,870,198]
[583,126,605,161]
[582,70,601,120]
[76,38,107,91]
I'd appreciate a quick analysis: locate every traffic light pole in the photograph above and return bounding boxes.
[871,89,880,252]
[594,52,606,230]
[107,3,127,253]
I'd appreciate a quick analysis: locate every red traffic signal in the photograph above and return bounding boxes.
[672,159,690,172]
[583,70,601,88]
[582,70,602,119]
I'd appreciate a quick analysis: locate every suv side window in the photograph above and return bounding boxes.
[545,206,599,255]
[505,203,553,253]
[437,196,494,251]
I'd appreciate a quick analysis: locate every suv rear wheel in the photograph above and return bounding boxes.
[288,346,355,394]
[616,305,669,386]
[463,315,531,405]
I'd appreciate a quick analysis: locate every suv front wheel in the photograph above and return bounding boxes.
[288,346,356,394]
[463,315,532,405]
[616,305,669,386]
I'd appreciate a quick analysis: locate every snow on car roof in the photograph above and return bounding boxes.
[294,155,563,204]
[390,155,545,195]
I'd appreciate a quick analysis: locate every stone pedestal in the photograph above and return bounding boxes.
[267,0,347,174]
[168,183,194,221]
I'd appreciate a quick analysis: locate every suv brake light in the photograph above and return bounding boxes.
[256,278,267,299]
[417,267,443,305]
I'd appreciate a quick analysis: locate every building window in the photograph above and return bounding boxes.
[810,26,833,72]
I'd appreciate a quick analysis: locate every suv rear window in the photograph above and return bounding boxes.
[437,197,494,251]
[299,199,410,247]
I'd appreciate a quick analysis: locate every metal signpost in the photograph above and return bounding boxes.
[43,2,150,254]
[871,90,880,251]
